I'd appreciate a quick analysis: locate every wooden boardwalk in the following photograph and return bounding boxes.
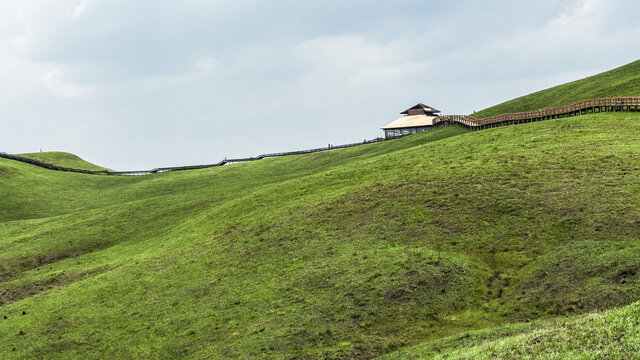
[435,97,640,129]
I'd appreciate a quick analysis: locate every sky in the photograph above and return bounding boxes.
[0,0,639,170]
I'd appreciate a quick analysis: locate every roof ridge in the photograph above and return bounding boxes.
[400,103,441,114]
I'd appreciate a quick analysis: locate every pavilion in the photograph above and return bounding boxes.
[381,103,441,139]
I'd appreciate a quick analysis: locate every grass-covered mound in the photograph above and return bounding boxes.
[17,152,107,172]
[474,59,640,118]
[381,301,640,359]
[3,113,640,358]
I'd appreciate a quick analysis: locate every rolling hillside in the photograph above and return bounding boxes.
[3,57,640,358]
[17,152,108,172]
[474,59,640,118]
[3,111,640,358]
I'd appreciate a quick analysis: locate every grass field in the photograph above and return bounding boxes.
[474,59,640,118]
[3,112,640,358]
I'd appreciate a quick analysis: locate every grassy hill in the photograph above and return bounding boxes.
[3,111,640,358]
[17,152,108,172]
[380,301,640,359]
[474,59,640,118]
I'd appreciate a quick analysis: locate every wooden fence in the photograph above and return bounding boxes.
[0,138,385,176]
[0,152,115,175]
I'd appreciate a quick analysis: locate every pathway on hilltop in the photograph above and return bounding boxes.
[435,97,640,129]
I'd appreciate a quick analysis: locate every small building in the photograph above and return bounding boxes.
[381,103,441,139]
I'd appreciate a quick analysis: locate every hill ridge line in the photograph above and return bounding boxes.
[0,137,385,176]
[2,96,639,176]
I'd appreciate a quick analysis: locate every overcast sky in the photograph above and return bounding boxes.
[1,0,638,170]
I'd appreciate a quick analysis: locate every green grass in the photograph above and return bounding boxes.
[474,59,640,118]
[17,152,108,171]
[3,114,640,358]
[379,301,640,359]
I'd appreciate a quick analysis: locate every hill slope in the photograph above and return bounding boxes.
[3,114,640,358]
[474,59,640,118]
[380,301,640,359]
[17,152,107,171]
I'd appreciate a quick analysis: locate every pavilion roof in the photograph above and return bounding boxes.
[381,114,437,130]
[400,103,441,114]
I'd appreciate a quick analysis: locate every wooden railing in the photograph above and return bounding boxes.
[0,152,116,175]
[435,96,640,128]
[0,137,385,176]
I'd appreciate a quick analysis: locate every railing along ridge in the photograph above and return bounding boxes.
[0,138,385,176]
[435,96,640,129]
[0,152,116,175]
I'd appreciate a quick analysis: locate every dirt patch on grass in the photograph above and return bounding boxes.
[18,252,80,272]
[613,268,637,283]
[0,266,108,306]
[0,251,82,284]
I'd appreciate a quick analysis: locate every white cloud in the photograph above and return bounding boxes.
[12,28,33,50]
[72,0,90,19]
[42,69,94,98]
[295,35,425,87]
[125,55,220,90]
[552,0,602,27]
[194,56,218,75]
